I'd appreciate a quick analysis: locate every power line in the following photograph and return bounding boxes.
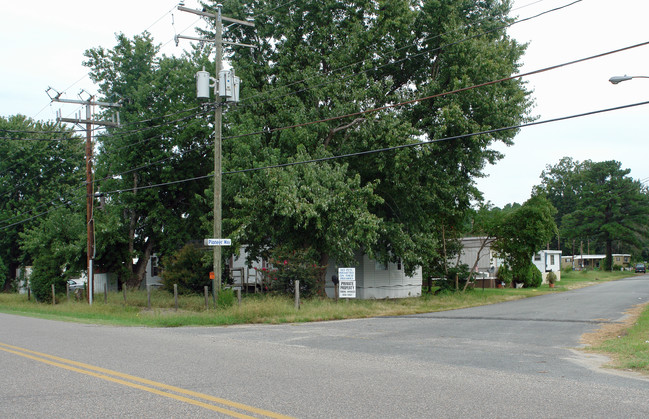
[94,100,649,195]
[5,98,648,231]
[76,39,649,198]
[223,39,649,142]
[223,100,649,175]
[237,0,583,108]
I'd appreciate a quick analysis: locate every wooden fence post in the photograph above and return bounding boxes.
[147,285,151,309]
[174,284,178,311]
[204,286,209,310]
[51,284,56,305]
[295,280,300,310]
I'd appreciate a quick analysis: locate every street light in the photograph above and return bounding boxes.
[609,75,649,84]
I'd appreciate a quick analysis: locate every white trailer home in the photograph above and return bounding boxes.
[229,247,422,299]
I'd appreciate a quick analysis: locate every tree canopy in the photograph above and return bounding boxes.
[215,0,532,275]
[2,1,535,294]
[535,158,649,268]
[0,115,84,291]
[83,33,213,288]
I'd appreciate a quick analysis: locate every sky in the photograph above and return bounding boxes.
[1,0,648,208]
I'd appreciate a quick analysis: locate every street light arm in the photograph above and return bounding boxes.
[609,75,649,84]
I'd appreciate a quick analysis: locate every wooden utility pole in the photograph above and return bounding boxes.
[49,90,120,304]
[176,4,255,298]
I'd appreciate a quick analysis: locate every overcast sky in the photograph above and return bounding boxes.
[1,0,648,208]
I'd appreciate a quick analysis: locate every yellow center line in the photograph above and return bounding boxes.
[0,342,294,419]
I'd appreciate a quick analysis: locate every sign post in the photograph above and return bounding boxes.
[338,267,356,299]
[204,238,231,305]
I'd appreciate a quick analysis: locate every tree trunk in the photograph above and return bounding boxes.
[126,239,155,289]
[605,239,613,271]
[319,252,329,298]
[463,236,495,291]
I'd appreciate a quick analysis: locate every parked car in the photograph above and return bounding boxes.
[67,279,86,290]
[635,263,646,273]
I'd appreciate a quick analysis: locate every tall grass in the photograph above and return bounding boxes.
[0,270,635,328]
[589,304,649,373]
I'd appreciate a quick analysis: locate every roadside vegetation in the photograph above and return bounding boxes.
[591,305,649,374]
[0,269,631,328]
[1,269,646,375]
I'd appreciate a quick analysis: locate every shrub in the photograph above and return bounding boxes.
[434,264,469,293]
[217,288,235,308]
[259,247,326,298]
[546,270,557,284]
[496,264,512,286]
[161,244,212,295]
[29,257,67,303]
[529,264,543,288]
[511,262,542,288]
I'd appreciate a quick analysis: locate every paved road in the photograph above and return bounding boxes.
[1,276,648,418]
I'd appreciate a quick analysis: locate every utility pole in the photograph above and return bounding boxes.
[177,4,254,300]
[48,89,120,304]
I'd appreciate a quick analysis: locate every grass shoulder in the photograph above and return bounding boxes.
[0,269,632,327]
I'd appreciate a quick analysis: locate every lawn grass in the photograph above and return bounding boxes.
[0,269,632,327]
[590,304,649,374]
[0,287,534,327]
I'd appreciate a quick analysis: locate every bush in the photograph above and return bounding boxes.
[496,264,512,286]
[161,244,212,295]
[217,288,235,308]
[546,270,557,284]
[433,264,470,293]
[259,247,326,298]
[29,257,68,303]
[511,262,542,288]
[529,264,543,288]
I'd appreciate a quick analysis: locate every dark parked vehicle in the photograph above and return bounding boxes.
[635,263,646,273]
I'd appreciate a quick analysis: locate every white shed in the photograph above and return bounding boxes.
[532,249,562,283]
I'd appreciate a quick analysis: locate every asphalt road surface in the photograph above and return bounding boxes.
[1,276,648,418]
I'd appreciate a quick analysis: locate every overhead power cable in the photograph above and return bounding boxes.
[74,39,649,196]
[237,0,583,107]
[223,40,649,142]
[94,99,649,195]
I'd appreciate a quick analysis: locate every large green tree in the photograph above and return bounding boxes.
[494,195,558,285]
[560,160,649,270]
[0,115,83,290]
[532,156,582,252]
[84,33,213,288]
[208,0,532,275]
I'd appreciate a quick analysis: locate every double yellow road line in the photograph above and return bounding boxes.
[0,342,293,418]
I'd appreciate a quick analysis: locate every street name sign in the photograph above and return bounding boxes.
[204,238,232,246]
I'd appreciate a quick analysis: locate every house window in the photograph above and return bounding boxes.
[616,257,620,262]
[534,253,541,261]
[151,256,160,277]
[397,258,402,271]
[550,255,555,265]
[375,260,388,271]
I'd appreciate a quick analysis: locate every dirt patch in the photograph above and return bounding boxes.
[580,302,649,346]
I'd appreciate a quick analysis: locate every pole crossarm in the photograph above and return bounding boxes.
[51,97,122,108]
[177,5,255,27]
[58,117,120,127]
